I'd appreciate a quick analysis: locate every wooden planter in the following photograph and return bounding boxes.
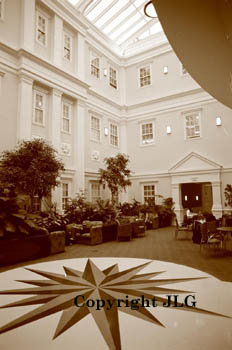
[117,223,132,241]
[131,220,146,238]
[0,233,51,267]
[102,223,118,242]
[49,231,65,254]
[76,224,103,245]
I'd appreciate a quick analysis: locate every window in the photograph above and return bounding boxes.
[91,55,100,78]
[32,195,41,213]
[143,184,155,203]
[63,32,72,61]
[109,67,117,89]
[140,66,151,87]
[91,115,101,141]
[62,183,70,211]
[184,111,201,139]
[141,122,154,145]
[36,12,47,46]
[33,91,45,125]
[62,102,72,133]
[91,182,101,203]
[110,123,118,147]
[0,0,5,20]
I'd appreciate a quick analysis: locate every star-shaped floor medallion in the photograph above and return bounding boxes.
[0,259,230,349]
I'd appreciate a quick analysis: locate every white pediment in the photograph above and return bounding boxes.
[169,152,221,173]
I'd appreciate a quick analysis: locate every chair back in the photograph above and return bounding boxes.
[200,222,208,242]
[206,221,217,234]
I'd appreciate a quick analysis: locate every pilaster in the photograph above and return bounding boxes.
[17,74,33,141]
[212,181,223,218]
[53,15,63,67]
[76,32,85,81]
[20,0,35,51]
[73,99,86,192]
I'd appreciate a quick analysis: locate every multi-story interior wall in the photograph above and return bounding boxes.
[0,0,231,219]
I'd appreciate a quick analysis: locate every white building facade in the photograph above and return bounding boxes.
[0,0,231,221]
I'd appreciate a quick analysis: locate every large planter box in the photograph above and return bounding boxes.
[76,225,103,245]
[0,233,51,267]
[117,223,132,241]
[131,220,146,238]
[49,231,65,254]
[102,223,118,242]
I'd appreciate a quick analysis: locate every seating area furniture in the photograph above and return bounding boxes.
[175,219,192,240]
[200,221,224,256]
[49,231,65,254]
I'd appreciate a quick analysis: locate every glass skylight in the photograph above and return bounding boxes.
[66,0,163,52]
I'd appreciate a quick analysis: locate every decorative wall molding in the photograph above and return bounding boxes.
[60,142,71,156]
[91,150,100,162]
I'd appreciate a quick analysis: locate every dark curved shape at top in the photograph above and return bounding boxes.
[152,0,232,109]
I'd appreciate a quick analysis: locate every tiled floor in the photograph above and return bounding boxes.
[1,227,232,282]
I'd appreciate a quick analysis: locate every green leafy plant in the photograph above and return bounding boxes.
[0,139,64,212]
[64,192,94,224]
[99,153,132,206]
[94,199,117,223]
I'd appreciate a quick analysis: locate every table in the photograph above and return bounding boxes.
[0,258,232,350]
[217,227,232,251]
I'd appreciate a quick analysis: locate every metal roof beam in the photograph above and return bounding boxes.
[92,0,119,25]
[76,0,93,13]
[107,0,148,37]
[119,18,158,48]
[84,0,102,16]
[100,1,131,31]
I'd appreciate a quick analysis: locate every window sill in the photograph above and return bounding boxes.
[90,138,102,144]
[61,130,72,135]
[140,142,155,147]
[32,122,46,128]
[184,136,201,141]
[139,83,152,89]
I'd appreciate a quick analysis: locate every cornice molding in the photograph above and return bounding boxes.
[130,165,232,181]
[49,0,88,35]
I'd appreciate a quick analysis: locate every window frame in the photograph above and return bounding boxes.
[140,120,155,146]
[33,90,46,127]
[109,66,118,90]
[90,52,100,79]
[139,64,152,88]
[32,195,41,213]
[183,110,202,140]
[0,0,5,21]
[142,183,156,204]
[90,181,101,203]
[61,182,70,211]
[36,10,48,47]
[63,31,73,62]
[109,122,119,147]
[90,114,101,142]
[61,101,72,134]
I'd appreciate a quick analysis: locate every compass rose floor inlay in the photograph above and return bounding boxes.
[0,257,231,350]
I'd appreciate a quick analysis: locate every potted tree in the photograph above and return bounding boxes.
[99,153,132,240]
[0,139,65,259]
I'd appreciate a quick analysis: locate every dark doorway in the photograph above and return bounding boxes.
[181,182,212,212]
